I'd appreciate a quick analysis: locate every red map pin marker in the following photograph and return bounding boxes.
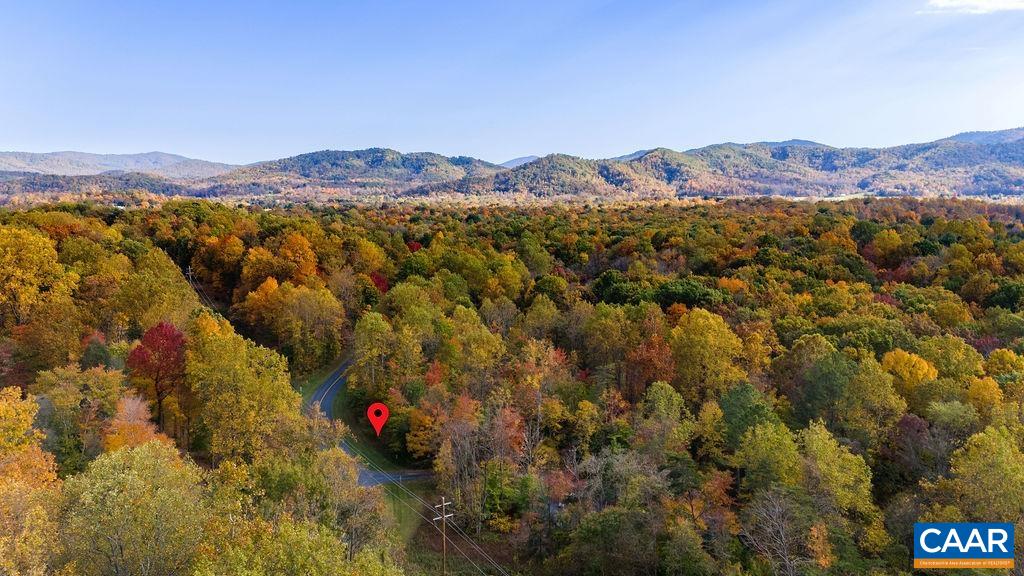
[367,402,389,437]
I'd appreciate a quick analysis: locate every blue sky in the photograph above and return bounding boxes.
[1,0,1022,164]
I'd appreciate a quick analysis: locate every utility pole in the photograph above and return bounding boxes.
[433,496,453,576]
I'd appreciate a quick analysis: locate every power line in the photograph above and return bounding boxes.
[185,265,218,310]
[196,281,217,309]
[434,496,454,576]
[372,480,489,576]
[447,521,514,576]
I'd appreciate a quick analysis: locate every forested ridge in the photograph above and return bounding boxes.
[5,197,1024,574]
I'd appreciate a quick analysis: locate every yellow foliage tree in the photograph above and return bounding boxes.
[669,309,746,404]
[986,348,1024,378]
[405,408,439,460]
[881,349,938,407]
[966,376,1003,420]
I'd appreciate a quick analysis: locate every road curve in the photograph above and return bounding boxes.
[309,359,433,487]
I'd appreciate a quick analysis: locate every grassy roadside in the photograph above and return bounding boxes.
[404,527,520,576]
[405,551,500,576]
[293,356,347,402]
[380,478,434,544]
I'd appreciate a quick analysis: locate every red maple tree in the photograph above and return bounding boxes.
[126,322,186,428]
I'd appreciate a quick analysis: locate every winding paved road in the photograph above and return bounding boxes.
[310,359,433,487]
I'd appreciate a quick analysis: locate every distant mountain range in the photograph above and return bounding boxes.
[500,156,540,168]
[2,127,1023,203]
[942,128,1024,145]
[0,151,237,179]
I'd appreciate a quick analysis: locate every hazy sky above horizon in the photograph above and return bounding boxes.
[2,0,1023,164]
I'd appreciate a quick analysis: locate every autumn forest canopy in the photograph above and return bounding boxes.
[6,197,1024,574]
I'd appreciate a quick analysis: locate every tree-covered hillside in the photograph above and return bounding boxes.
[211,148,505,195]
